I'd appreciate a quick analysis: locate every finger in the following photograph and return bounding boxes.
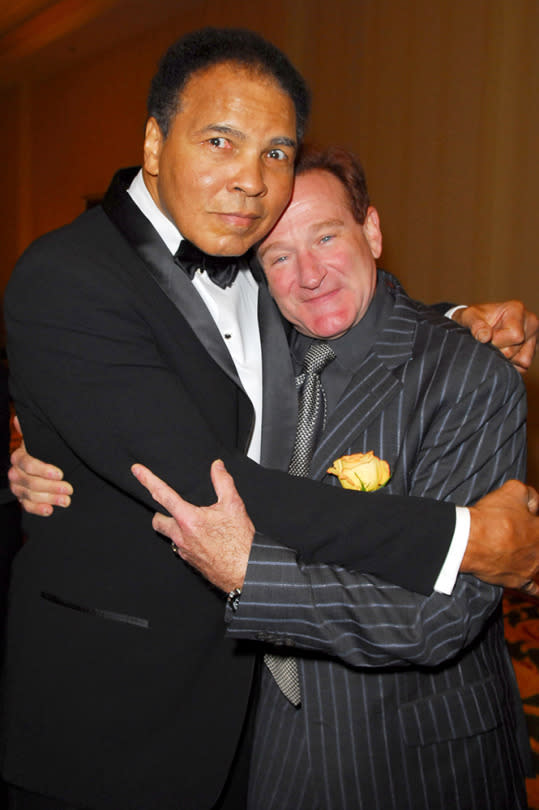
[152,512,181,540]
[8,466,72,498]
[131,463,174,501]
[11,444,65,481]
[489,325,524,351]
[131,463,196,521]
[17,499,54,517]
[13,415,22,435]
[210,459,242,506]
[527,486,539,515]
[507,339,537,372]
[12,485,71,507]
[523,311,539,340]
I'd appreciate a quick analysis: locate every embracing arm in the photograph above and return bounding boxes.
[130,348,535,666]
[224,351,528,666]
[5,232,452,594]
[7,254,539,594]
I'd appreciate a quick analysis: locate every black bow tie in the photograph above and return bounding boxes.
[173,239,243,289]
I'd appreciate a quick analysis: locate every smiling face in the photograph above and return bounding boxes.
[142,61,298,256]
[258,170,383,339]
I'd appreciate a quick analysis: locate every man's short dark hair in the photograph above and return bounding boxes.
[147,27,311,142]
[296,146,371,224]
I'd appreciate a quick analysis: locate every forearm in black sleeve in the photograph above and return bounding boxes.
[5,237,455,596]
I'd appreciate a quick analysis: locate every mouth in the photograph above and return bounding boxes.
[302,288,340,306]
[216,212,261,230]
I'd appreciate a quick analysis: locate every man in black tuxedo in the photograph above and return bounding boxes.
[3,27,539,810]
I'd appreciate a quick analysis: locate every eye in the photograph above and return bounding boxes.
[207,137,229,149]
[262,254,289,268]
[320,234,334,244]
[267,148,288,161]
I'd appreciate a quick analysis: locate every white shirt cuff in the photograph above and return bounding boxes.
[433,506,470,594]
[445,304,467,319]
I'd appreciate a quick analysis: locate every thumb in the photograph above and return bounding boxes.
[210,459,241,506]
[471,319,492,344]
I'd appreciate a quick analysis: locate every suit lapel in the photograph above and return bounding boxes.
[258,283,297,469]
[311,359,402,479]
[103,168,242,388]
[311,279,418,480]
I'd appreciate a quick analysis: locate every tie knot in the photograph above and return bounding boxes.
[302,341,336,376]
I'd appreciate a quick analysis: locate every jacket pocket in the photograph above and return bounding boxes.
[40,590,149,629]
[398,675,503,747]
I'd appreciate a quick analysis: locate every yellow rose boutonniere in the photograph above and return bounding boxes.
[327,451,391,492]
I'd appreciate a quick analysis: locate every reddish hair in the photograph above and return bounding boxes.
[296,146,370,224]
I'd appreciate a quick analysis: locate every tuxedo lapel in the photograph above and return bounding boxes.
[311,279,418,480]
[103,169,241,388]
[258,283,297,469]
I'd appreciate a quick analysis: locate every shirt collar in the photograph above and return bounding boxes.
[126,169,183,255]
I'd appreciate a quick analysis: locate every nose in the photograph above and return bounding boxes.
[229,156,267,197]
[297,252,326,289]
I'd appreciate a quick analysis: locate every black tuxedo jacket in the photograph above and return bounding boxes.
[3,169,455,808]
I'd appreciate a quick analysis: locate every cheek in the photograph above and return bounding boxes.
[266,173,294,219]
[178,169,215,209]
[266,272,295,311]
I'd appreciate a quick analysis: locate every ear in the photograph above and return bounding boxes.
[143,117,164,177]
[362,206,383,259]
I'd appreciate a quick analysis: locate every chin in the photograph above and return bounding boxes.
[309,317,353,340]
[206,238,252,257]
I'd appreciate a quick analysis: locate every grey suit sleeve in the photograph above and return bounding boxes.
[230,536,501,667]
[227,354,526,668]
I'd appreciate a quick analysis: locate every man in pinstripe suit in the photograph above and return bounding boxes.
[133,146,532,808]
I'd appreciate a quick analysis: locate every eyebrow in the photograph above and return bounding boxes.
[198,124,296,150]
[257,240,290,260]
[258,219,344,260]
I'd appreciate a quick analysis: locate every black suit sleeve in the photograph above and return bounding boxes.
[5,227,455,595]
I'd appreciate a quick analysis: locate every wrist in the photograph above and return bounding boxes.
[461,504,489,576]
[226,587,242,613]
[446,304,467,322]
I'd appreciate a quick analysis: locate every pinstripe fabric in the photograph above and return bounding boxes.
[231,273,530,809]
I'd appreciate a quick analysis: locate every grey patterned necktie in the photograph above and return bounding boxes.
[264,341,336,706]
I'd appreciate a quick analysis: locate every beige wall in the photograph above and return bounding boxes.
[1,0,537,477]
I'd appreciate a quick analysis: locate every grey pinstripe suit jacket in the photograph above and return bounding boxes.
[229,272,531,809]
